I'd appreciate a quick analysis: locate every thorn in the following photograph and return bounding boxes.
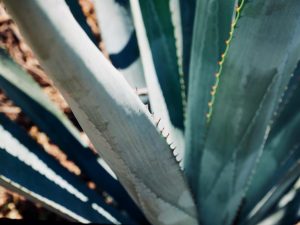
[236,5,242,12]
[170,142,177,150]
[156,118,161,127]
[176,156,182,162]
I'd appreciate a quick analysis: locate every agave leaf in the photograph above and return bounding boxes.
[247,177,300,225]
[130,0,184,160]
[267,63,300,141]
[0,113,130,224]
[169,0,183,79]
[244,144,300,219]
[0,48,146,223]
[242,69,300,217]
[133,0,185,129]
[184,0,236,198]
[0,48,83,145]
[256,188,300,225]
[186,1,300,225]
[93,0,146,90]
[244,163,300,225]
[65,0,99,46]
[3,1,198,224]
[271,183,300,225]
[179,0,196,79]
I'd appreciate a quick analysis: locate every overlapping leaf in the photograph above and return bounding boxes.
[130,0,185,159]
[185,1,300,224]
[245,165,300,225]
[0,114,130,224]
[137,0,185,129]
[93,0,146,91]
[65,0,99,46]
[184,0,236,197]
[3,1,198,224]
[179,0,196,80]
[0,48,146,223]
[242,65,300,218]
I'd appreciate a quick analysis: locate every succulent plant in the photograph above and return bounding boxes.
[0,0,299,224]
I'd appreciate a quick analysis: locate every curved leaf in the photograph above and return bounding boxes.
[0,114,128,224]
[65,0,99,46]
[184,0,236,203]
[179,0,196,79]
[130,0,185,160]
[187,1,300,224]
[2,1,198,224]
[0,48,145,223]
[135,0,185,129]
[268,62,300,141]
[245,163,300,225]
[93,0,146,90]
[243,72,300,217]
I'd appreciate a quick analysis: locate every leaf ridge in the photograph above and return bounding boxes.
[206,0,245,121]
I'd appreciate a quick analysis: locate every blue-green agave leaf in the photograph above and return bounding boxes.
[242,66,300,218]
[179,0,196,80]
[65,0,99,47]
[268,184,300,225]
[93,0,146,90]
[256,188,300,225]
[129,0,185,158]
[184,0,236,199]
[244,163,300,225]
[268,63,300,141]
[0,113,132,224]
[136,0,185,129]
[0,48,147,223]
[2,0,198,223]
[186,1,300,225]
[0,48,83,144]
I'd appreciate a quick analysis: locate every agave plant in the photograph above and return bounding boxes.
[0,0,299,224]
